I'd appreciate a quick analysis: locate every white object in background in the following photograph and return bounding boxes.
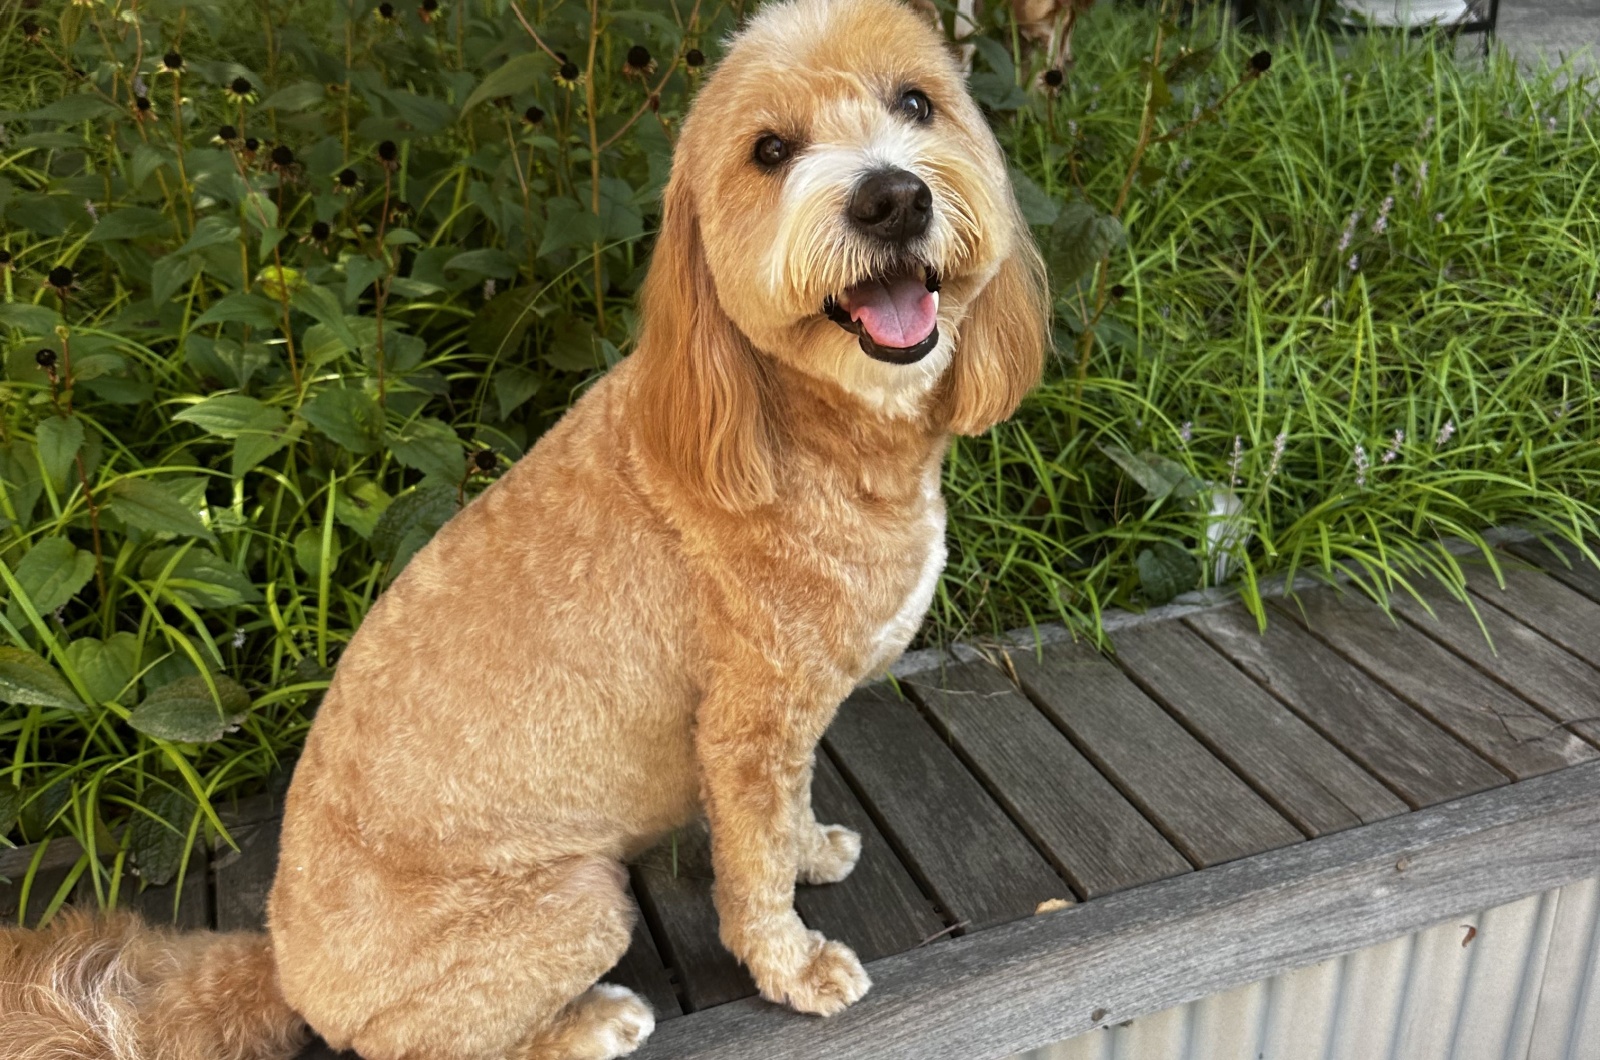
[1341,0,1477,27]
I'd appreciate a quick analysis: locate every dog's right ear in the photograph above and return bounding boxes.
[632,174,777,512]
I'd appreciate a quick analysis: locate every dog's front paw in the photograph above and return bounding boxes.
[753,930,871,1016]
[798,824,861,885]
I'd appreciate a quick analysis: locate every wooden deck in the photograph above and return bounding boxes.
[5,535,1600,1060]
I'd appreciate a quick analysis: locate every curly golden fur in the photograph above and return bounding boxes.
[0,2,1046,1057]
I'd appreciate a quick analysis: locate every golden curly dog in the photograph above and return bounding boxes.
[0,1,1047,1057]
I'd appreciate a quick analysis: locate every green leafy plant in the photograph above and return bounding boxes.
[0,0,1596,918]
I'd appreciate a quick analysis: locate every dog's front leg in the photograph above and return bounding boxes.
[794,753,862,886]
[697,684,871,1016]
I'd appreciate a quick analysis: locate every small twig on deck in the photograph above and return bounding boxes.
[918,920,969,947]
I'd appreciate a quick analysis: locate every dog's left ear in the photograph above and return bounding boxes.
[943,220,1050,436]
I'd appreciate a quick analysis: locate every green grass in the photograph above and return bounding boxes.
[0,0,1597,915]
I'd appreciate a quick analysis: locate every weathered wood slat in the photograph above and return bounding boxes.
[604,885,684,1020]
[823,684,1068,931]
[631,824,753,1013]
[907,661,1191,898]
[1274,591,1595,780]
[1505,539,1600,604]
[107,850,211,929]
[1007,641,1303,867]
[1111,622,1406,835]
[793,752,945,961]
[636,759,1600,1060]
[1187,605,1505,808]
[1392,575,1600,745]
[1464,559,1600,670]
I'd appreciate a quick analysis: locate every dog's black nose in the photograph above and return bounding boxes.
[848,168,932,245]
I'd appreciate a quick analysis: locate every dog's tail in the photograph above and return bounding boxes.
[0,907,308,1060]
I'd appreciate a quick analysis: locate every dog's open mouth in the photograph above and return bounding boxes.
[823,266,942,365]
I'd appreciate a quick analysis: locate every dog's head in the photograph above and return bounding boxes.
[635,0,1049,510]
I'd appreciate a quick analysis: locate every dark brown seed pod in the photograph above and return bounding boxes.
[35,348,57,370]
[48,265,74,290]
[1249,50,1272,74]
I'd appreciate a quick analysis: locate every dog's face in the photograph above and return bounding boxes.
[635,0,1048,509]
[678,0,1029,407]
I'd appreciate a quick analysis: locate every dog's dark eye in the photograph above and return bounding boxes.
[753,134,790,168]
[898,89,933,123]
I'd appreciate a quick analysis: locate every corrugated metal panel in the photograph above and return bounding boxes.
[1015,876,1600,1060]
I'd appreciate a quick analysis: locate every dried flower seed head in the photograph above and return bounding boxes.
[1248,50,1271,75]
[684,47,705,69]
[554,62,582,90]
[1043,68,1064,88]
[244,136,261,153]
[376,2,397,21]
[133,94,153,113]
[422,0,438,9]
[0,250,12,268]
[225,76,257,103]
[388,200,412,223]
[418,0,439,22]
[474,449,497,472]
[270,144,295,167]
[47,265,74,290]
[159,51,184,75]
[21,19,44,43]
[214,124,239,145]
[624,44,656,78]
[521,105,545,127]
[310,220,332,242]
[1109,283,1127,300]
[35,348,57,370]
[377,140,400,168]
[336,167,361,192]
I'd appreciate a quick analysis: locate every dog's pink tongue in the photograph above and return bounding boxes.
[843,275,936,349]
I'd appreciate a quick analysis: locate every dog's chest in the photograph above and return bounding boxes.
[857,468,948,677]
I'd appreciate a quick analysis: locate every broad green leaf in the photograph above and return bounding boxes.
[25,95,122,122]
[466,285,548,360]
[173,216,242,257]
[389,417,464,482]
[107,478,214,540]
[35,415,84,491]
[126,787,194,887]
[1045,202,1127,288]
[300,388,383,454]
[371,485,457,577]
[151,254,202,305]
[127,674,251,743]
[291,286,358,349]
[262,81,326,111]
[1010,168,1059,227]
[0,441,44,531]
[461,52,550,115]
[130,143,170,189]
[87,207,172,243]
[538,198,602,258]
[65,632,141,705]
[0,785,20,837]
[294,526,341,578]
[0,302,63,334]
[192,293,281,330]
[0,647,82,710]
[173,394,284,439]
[1100,444,1201,503]
[443,248,518,281]
[141,546,263,609]
[7,536,96,628]
[233,419,298,479]
[333,477,392,540]
[1137,542,1200,606]
[493,366,542,419]
[344,256,387,305]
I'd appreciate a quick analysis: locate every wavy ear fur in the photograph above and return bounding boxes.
[632,175,777,511]
[944,222,1050,436]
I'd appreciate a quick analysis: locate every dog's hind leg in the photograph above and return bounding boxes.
[294,856,643,1060]
[514,983,655,1060]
